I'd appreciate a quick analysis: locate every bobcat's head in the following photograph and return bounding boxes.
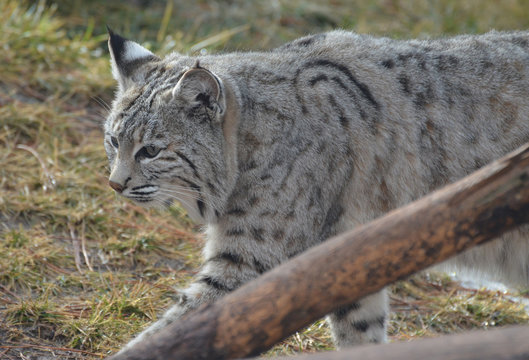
[104,29,239,223]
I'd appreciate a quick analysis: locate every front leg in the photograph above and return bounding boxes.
[327,289,388,347]
[120,236,270,351]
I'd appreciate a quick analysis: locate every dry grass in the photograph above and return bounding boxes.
[2,0,529,358]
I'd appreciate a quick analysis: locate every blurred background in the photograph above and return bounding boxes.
[53,0,529,52]
[2,1,529,359]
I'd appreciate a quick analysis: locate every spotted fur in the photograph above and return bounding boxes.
[104,29,529,350]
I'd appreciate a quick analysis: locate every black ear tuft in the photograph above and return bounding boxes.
[107,30,129,70]
[107,29,159,90]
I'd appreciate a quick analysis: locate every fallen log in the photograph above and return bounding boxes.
[110,143,529,360]
[272,325,529,360]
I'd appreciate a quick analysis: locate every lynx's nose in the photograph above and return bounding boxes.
[109,180,124,193]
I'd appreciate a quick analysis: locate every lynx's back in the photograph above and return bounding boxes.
[105,30,529,351]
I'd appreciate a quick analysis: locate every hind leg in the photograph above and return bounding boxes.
[327,288,388,348]
[443,227,529,287]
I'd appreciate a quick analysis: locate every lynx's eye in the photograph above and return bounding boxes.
[135,145,161,160]
[110,136,119,148]
[144,145,160,158]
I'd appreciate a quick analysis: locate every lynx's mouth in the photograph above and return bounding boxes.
[108,182,160,205]
[108,178,209,223]
[127,185,159,203]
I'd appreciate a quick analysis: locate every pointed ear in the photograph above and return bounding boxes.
[171,65,226,122]
[107,27,159,91]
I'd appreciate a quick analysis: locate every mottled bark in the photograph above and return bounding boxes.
[110,143,529,360]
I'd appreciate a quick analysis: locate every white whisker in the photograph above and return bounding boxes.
[158,191,219,215]
[161,187,220,206]
[92,96,111,111]
[159,191,213,210]
[163,185,223,204]
[153,198,171,210]
[160,189,204,202]
[158,192,198,212]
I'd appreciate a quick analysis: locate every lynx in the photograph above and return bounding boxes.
[104,28,529,350]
